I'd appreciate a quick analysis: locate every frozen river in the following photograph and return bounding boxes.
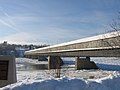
[1,57,120,90]
[15,57,120,81]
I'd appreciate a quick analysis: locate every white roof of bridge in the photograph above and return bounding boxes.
[25,31,120,53]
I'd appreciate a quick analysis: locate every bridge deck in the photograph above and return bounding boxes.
[25,31,120,57]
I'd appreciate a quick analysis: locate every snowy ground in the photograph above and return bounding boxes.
[1,57,120,90]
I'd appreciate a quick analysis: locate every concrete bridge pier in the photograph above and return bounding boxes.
[75,57,98,70]
[48,56,64,78]
[48,56,63,70]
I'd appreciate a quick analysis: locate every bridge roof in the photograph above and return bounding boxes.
[25,31,120,53]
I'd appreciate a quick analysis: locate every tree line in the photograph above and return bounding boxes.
[0,41,49,57]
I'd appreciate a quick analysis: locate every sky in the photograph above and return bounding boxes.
[0,0,120,45]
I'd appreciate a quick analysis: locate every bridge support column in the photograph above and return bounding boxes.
[48,56,63,70]
[75,57,98,70]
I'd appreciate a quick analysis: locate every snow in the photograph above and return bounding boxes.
[1,75,120,90]
[1,57,120,90]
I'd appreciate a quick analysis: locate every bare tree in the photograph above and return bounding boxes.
[101,12,120,49]
[110,12,120,32]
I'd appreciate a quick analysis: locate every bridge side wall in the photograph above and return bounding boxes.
[29,48,120,57]
[30,36,120,54]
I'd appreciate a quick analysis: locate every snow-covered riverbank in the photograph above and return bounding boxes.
[1,57,120,90]
[2,74,120,90]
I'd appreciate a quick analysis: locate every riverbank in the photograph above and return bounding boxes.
[1,57,120,90]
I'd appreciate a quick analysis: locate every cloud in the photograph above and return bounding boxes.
[0,27,85,45]
[0,6,20,32]
[0,19,19,31]
[0,32,42,45]
[0,4,113,45]
[54,11,111,25]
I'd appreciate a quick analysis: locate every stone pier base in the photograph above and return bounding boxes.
[48,56,63,69]
[75,57,98,70]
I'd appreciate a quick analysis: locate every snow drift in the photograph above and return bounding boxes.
[2,75,120,90]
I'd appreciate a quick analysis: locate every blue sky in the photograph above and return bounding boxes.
[0,0,120,45]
